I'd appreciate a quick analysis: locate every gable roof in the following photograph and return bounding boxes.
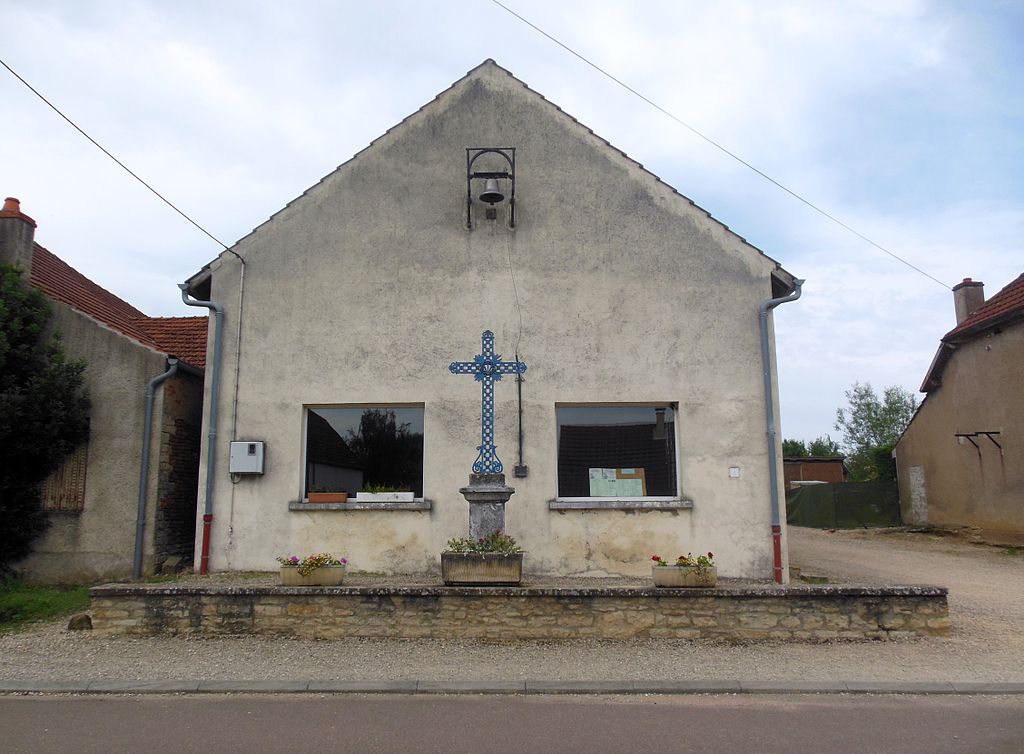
[187,59,795,294]
[29,244,207,369]
[920,271,1024,392]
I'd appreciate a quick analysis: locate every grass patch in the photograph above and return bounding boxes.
[0,580,91,633]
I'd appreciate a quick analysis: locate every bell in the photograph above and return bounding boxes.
[478,178,505,205]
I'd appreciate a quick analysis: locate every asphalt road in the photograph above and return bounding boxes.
[2,693,1022,753]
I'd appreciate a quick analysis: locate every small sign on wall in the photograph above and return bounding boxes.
[589,467,647,497]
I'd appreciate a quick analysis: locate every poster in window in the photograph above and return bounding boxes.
[588,467,647,497]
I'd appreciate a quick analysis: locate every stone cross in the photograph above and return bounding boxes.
[449,330,526,538]
[448,330,527,474]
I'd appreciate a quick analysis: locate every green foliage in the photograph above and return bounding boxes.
[445,530,522,555]
[834,382,917,481]
[0,265,90,570]
[782,438,808,457]
[652,551,715,573]
[808,435,842,456]
[783,435,842,458]
[360,483,412,493]
[0,578,91,633]
[276,552,347,576]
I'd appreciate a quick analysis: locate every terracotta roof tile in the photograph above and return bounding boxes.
[944,272,1024,341]
[29,244,207,369]
[138,316,208,369]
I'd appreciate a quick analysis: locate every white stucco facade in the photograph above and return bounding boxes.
[188,61,797,580]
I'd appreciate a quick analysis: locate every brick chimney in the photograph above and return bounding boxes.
[0,197,37,275]
[952,278,985,325]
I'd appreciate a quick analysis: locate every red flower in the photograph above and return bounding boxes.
[708,552,714,559]
[651,555,661,562]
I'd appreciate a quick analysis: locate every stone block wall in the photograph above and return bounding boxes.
[154,372,203,565]
[90,584,950,641]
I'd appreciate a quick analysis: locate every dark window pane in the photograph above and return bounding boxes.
[557,406,676,497]
[305,407,424,497]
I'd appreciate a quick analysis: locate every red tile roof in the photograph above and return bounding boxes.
[29,244,207,369]
[920,271,1024,392]
[944,272,1024,341]
[138,317,209,369]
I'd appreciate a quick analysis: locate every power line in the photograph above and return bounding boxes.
[490,0,952,291]
[1,57,230,251]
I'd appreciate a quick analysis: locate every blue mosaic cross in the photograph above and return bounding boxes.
[449,330,527,474]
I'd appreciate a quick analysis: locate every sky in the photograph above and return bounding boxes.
[2,0,1021,445]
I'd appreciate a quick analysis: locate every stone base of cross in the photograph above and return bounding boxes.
[459,472,515,539]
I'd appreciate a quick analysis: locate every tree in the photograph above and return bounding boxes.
[782,438,808,457]
[807,435,842,457]
[0,265,90,571]
[783,435,841,458]
[834,382,917,481]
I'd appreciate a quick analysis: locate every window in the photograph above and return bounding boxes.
[41,442,89,512]
[556,405,677,498]
[304,406,424,498]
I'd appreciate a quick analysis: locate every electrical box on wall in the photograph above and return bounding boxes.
[229,441,265,474]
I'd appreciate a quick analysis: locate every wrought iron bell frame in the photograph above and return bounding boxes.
[466,147,515,229]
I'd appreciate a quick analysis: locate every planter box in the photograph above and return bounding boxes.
[279,565,347,586]
[441,552,523,585]
[652,565,717,588]
[356,491,415,503]
[307,492,348,504]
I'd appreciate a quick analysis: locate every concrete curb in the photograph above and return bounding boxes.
[2,680,1024,696]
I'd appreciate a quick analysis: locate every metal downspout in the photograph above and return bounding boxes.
[179,283,225,575]
[133,358,179,581]
[759,278,804,584]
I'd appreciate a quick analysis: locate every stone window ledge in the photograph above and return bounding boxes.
[289,499,432,512]
[548,498,693,511]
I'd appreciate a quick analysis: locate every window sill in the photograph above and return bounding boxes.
[289,499,432,512]
[548,498,693,511]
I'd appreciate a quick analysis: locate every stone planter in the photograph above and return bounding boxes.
[652,565,717,588]
[441,552,523,585]
[279,565,347,586]
[307,492,348,504]
[355,491,415,503]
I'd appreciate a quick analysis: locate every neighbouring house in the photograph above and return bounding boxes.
[1,198,207,582]
[183,60,800,581]
[895,274,1024,544]
[783,457,847,489]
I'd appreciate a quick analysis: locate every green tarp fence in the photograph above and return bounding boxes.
[785,481,901,529]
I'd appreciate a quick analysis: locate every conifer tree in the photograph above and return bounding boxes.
[0,264,90,570]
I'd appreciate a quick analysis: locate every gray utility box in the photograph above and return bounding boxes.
[229,441,265,474]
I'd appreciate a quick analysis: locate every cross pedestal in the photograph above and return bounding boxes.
[460,472,515,539]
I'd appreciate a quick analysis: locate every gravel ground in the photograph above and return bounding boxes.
[3,527,1022,683]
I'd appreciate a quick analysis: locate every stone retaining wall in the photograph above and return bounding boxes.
[90,584,950,641]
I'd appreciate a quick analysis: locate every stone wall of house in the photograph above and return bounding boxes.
[154,371,204,567]
[896,323,1024,544]
[90,584,950,641]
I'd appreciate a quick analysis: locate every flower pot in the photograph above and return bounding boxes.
[652,565,717,588]
[307,492,349,504]
[441,552,523,585]
[355,491,415,502]
[279,564,347,586]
